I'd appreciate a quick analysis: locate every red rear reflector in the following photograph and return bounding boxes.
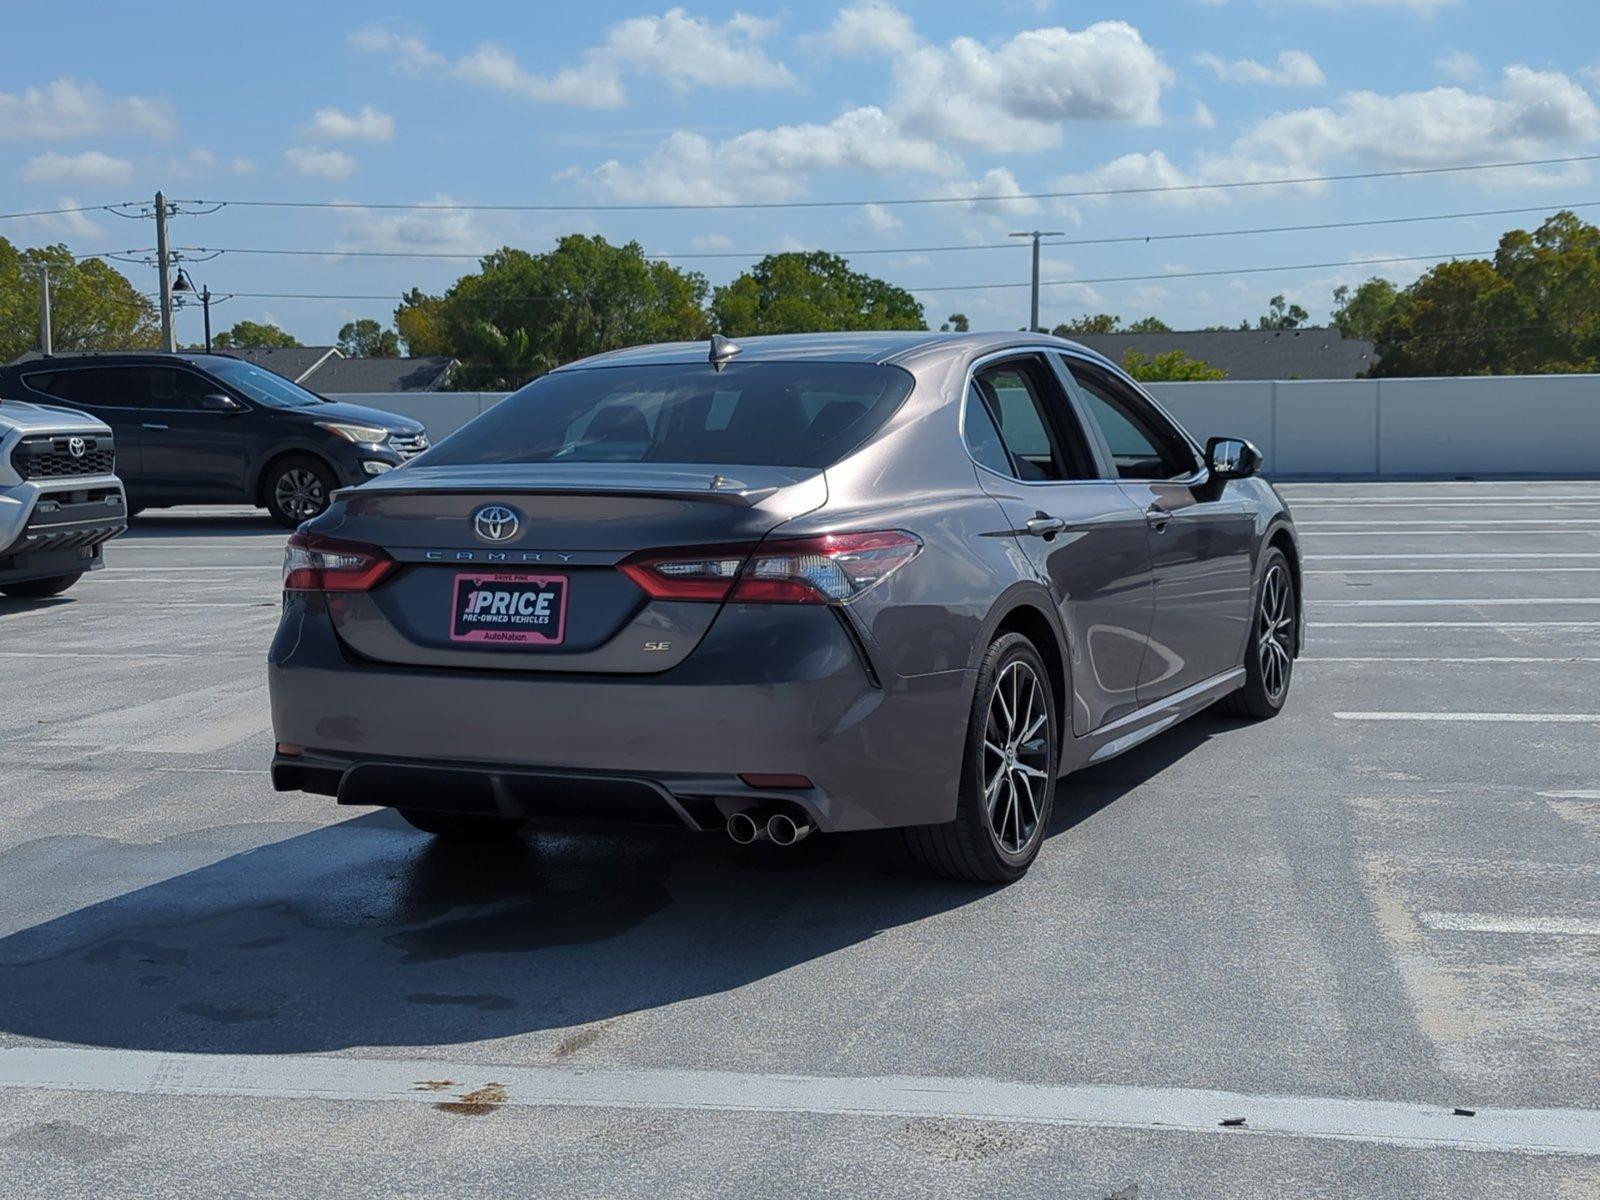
[740,773,814,790]
[276,743,303,757]
[283,531,395,593]
[619,543,755,601]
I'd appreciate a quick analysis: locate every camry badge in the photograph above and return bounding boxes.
[472,504,521,543]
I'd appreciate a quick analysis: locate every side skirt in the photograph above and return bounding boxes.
[1059,668,1245,776]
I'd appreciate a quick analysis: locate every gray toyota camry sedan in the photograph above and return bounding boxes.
[269,331,1300,882]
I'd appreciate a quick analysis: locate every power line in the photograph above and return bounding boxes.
[162,249,1492,305]
[139,200,1599,267]
[0,201,139,223]
[171,154,1600,214]
[911,250,1497,293]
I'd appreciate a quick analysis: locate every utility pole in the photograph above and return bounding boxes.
[201,285,213,352]
[1009,229,1064,333]
[154,190,175,351]
[37,264,52,355]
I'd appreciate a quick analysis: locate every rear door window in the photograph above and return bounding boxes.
[967,357,1095,481]
[425,362,915,469]
[22,366,147,409]
[145,367,215,410]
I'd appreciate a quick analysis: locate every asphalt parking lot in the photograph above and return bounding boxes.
[1,481,1598,1197]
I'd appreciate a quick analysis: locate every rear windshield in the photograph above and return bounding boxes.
[421,362,915,470]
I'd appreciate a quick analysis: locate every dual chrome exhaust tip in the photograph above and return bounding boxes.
[726,808,814,847]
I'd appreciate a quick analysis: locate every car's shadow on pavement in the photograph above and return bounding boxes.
[119,510,283,540]
[0,717,1237,1056]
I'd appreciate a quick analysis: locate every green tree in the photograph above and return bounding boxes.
[394,288,449,356]
[1369,211,1600,376]
[710,251,925,336]
[1052,313,1121,335]
[336,318,400,358]
[940,312,970,332]
[1256,295,1309,330]
[1125,316,1172,332]
[1122,349,1227,381]
[0,240,159,361]
[212,320,300,349]
[1331,279,1399,341]
[427,236,710,389]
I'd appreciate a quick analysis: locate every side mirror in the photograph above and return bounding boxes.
[200,393,243,413]
[1206,436,1262,480]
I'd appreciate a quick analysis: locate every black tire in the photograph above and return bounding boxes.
[903,632,1058,884]
[396,808,527,839]
[1216,546,1296,720]
[264,455,337,528]
[0,572,83,599]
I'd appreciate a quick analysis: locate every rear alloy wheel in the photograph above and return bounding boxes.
[904,632,1057,884]
[396,809,527,839]
[1218,546,1296,720]
[266,456,336,528]
[0,572,83,599]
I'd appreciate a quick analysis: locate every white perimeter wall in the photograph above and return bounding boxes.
[332,374,1600,480]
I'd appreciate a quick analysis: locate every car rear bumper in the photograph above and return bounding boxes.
[267,598,971,833]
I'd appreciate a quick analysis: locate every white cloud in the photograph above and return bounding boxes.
[0,77,175,140]
[308,104,395,143]
[21,150,132,185]
[12,196,104,240]
[154,146,219,180]
[858,202,903,234]
[336,194,491,256]
[1062,65,1600,207]
[569,106,961,204]
[690,233,733,250]
[284,146,357,180]
[231,156,258,177]
[807,0,919,57]
[350,10,794,109]
[1196,49,1325,86]
[892,19,1173,150]
[1193,101,1216,128]
[1434,50,1481,83]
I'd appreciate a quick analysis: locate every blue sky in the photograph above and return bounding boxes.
[4,0,1599,344]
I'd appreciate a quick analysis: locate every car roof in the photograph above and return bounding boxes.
[558,330,1118,372]
[5,350,246,372]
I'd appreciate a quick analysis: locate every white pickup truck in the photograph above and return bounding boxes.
[0,397,127,598]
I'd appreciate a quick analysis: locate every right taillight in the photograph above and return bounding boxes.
[620,531,921,606]
[283,531,394,593]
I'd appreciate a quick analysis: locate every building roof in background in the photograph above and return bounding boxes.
[306,355,456,393]
[1070,327,1375,380]
[221,345,340,383]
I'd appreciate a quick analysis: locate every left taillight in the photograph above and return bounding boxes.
[283,531,395,593]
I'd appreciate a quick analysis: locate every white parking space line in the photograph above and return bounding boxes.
[1420,914,1600,937]
[1334,712,1600,723]
[1309,553,1600,560]
[0,651,257,661]
[1305,531,1600,538]
[1540,790,1600,801]
[1307,657,1600,664]
[1299,519,1600,527]
[1317,621,1600,629]
[1307,568,1600,575]
[1314,598,1600,607]
[2,1047,1596,1157]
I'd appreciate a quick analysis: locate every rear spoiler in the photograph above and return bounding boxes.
[334,480,783,508]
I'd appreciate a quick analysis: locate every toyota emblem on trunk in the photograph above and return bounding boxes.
[472,504,521,542]
[67,437,87,458]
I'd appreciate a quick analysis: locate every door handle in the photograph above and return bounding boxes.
[141,422,169,431]
[1023,514,1067,539]
[1145,503,1171,531]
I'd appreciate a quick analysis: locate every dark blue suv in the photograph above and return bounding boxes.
[0,352,428,526]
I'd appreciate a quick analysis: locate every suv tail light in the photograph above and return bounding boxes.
[620,531,921,606]
[283,531,395,593]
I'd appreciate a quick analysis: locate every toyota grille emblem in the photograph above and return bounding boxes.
[472,504,521,543]
[67,437,87,459]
